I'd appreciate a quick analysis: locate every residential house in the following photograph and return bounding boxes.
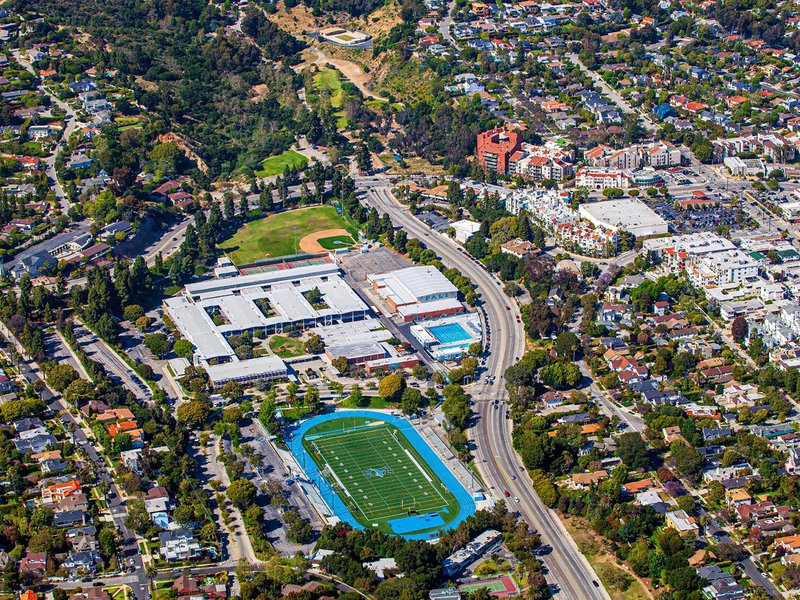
[19,552,48,578]
[63,551,101,576]
[41,479,82,505]
[665,509,699,536]
[54,510,89,529]
[159,529,201,562]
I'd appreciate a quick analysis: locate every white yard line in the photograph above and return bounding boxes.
[403,447,433,484]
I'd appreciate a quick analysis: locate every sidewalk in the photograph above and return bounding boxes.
[417,414,483,495]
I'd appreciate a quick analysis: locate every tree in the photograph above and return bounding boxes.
[525,303,556,339]
[227,478,257,509]
[627,540,650,577]
[355,143,372,173]
[676,494,695,513]
[617,432,649,470]
[125,497,150,532]
[671,441,704,481]
[400,388,422,415]
[442,384,471,430]
[378,373,406,402]
[554,331,580,360]
[135,316,151,331]
[731,316,748,343]
[304,334,325,354]
[177,400,211,428]
[143,332,172,358]
[220,381,244,401]
[504,281,521,297]
[137,363,154,379]
[332,356,350,375]
[305,287,323,305]
[149,142,184,175]
[411,364,428,380]
[174,339,194,358]
[348,385,367,407]
[539,362,580,389]
[98,526,118,560]
[46,363,79,392]
[123,304,145,322]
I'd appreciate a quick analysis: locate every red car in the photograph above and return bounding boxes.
[503,490,510,497]
[505,305,510,310]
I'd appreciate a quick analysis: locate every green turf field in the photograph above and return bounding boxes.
[255,149,309,178]
[220,205,352,264]
[303,417,460,533]
[317,234,355,250]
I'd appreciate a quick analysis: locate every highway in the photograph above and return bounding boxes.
[359,182,609,599]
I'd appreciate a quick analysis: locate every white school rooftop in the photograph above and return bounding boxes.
[165,263,372,386]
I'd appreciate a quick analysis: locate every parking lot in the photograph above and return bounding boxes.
[339,247,412,281]
[648,199,745,234]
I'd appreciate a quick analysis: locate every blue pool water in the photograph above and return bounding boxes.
[429,322,471,343]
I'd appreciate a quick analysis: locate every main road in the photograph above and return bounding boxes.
[358,181,609,599]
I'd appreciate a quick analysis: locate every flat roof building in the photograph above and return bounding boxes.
[368,266,459,311]
[165,262,372,387]
[579,199,669,237]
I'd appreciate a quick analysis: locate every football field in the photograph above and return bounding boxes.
[302,417,460,533]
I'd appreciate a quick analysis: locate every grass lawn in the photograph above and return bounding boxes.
[315,69,344,108]
[221,205,351,264]
[317,234,355,250]
[302,416,461,535]
[340,395,387,409]
[268,335,305,358]
[314,69,348,129]
[282,406,309,420]
[255,149,309,178]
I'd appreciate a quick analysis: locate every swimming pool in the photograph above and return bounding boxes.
[428,322,471,344]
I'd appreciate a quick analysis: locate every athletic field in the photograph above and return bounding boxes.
[220,205,354,264]
[302,417,461,534]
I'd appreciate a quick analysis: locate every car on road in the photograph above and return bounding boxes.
[592,580,599,588]
[503,490,510,497]
[514,496,520,503]
[505,305,510,310]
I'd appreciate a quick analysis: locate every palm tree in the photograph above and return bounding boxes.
[145,563,157,587]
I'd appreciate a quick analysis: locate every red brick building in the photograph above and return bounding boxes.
[476,127,521,175]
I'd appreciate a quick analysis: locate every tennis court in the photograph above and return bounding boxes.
[459,576,519,598]
[303,417,460,533]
